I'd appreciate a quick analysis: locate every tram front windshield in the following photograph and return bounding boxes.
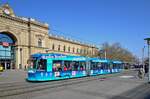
[36,59,47,71]
[29,58,37,69]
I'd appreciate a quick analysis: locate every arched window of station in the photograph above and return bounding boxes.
[58,45,61,51]
[52,44,55,50]
[84,49,86,54]
[73,47,75,53]
[0,32,17,70]
[77,48,79,53]
[68,46,70,52]
[63,45,66,52]
[38,38,42,47]
[80,49,83,54]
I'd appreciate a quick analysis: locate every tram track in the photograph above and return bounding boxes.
[0,72,127,98]
[0,77,85,92]
[0,77,98,98]
[0,81,30,89]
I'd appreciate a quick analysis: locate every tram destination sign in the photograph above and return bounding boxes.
[41,55,67,59]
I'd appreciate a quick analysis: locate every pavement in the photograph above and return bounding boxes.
[0,70,150,99]
[0,69,27,83]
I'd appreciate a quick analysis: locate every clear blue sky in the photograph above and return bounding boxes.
[0,0,150,58]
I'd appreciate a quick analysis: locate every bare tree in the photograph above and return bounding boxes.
[99,42,137,63]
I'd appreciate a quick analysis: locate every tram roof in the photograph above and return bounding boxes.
[112,60,122,64]
[89,58,111,63]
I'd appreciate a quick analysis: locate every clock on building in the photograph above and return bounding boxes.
[3,8,10,15]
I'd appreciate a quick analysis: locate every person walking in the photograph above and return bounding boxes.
[138,68,144,79]
[144,64,148,77]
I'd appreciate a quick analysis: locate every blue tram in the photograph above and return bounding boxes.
[27,53,123,81]
[27,53,87,81]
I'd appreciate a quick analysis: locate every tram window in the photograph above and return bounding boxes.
[103,63,109,69]
[95,63,98,70]
[112,64,115,69]
[91,62,98,70]
[119,64,122,69]
[79,62,85,70]
[91,62,94,70]
[37,59,47,70]
[95,63,98,69]
[113,63,117,69]
[118,64,120,69]
[71,62,79,71]
[64,61,72,71]
[33,59,37,69]
[116,64,118,69]
[97,63,102,69]
[117,64,122,69]
[53,60,62,72]
[101,63,105,70]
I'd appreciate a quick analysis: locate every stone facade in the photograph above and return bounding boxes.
[0,4,99,69]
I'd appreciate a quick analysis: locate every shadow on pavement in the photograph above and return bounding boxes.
[110,83,150,99]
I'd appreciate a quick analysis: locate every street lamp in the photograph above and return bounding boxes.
[142,46,146,73]
[99,50,107,59]
[144,38,150,83]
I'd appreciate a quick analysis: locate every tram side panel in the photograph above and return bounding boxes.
[89,60,112,76]
[111,61,123,73]
[39,60,87,81]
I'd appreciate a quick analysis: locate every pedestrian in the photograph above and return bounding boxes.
[144,64,148,77]
[24,65,26,70]
[138,68,144,79]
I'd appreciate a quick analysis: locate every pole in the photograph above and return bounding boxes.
[104,50,107,60]
[20,48,22,69]
[148,44,150,83]
[142,47,145,72]
[5,47,6,70]
[144,38,150,83]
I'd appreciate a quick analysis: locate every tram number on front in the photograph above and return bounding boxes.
[55,72,60,77]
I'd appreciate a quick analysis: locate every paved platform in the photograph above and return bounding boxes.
[0,69,27,83]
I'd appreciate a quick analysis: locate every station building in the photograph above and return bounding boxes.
[0,4,99,70]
